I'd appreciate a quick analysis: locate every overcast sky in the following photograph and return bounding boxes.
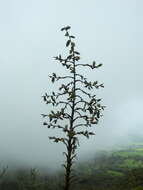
[0,0,142,169]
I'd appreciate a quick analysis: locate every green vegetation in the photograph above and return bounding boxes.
[119,159,143,168]
[106,170,124,177]
[1,144,143,189]
[113,150,143,158]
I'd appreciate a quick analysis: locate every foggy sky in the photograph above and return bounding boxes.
[0,0,143,170]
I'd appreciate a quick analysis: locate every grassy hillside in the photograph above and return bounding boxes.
[1,143,143,190]
[75,143,143,189]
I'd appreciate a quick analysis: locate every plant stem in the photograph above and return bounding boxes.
[64,55,76,190]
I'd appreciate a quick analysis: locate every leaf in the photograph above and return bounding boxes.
[74,51,80,55]
[67,55,72,60]
[96,63,103,68]
[92,61,96,68]
[65,26,71,30]
[88,107,93,114]
[100,83,104,88]
[54,56,58,60]
[61,27,65,31]
[59,54,61,59]
[51,77,55,83]
[66,65,70,69]
[89,132,95,135]
[61,26,71,31]
[70,92,75,99]
[70,35,75,38]
[41,114,47,118]
[93,81,98,86]
[71,42,75,47]
[66,40,71,47]
[74,56,80,61]
[43,96,46,101]
[53,73,56,77]
[97,110,100,118]
[49,115,52,122]
[65,32,69,36]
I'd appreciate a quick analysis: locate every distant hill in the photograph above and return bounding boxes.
[75,140,143,189]
[1,140,143,190]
